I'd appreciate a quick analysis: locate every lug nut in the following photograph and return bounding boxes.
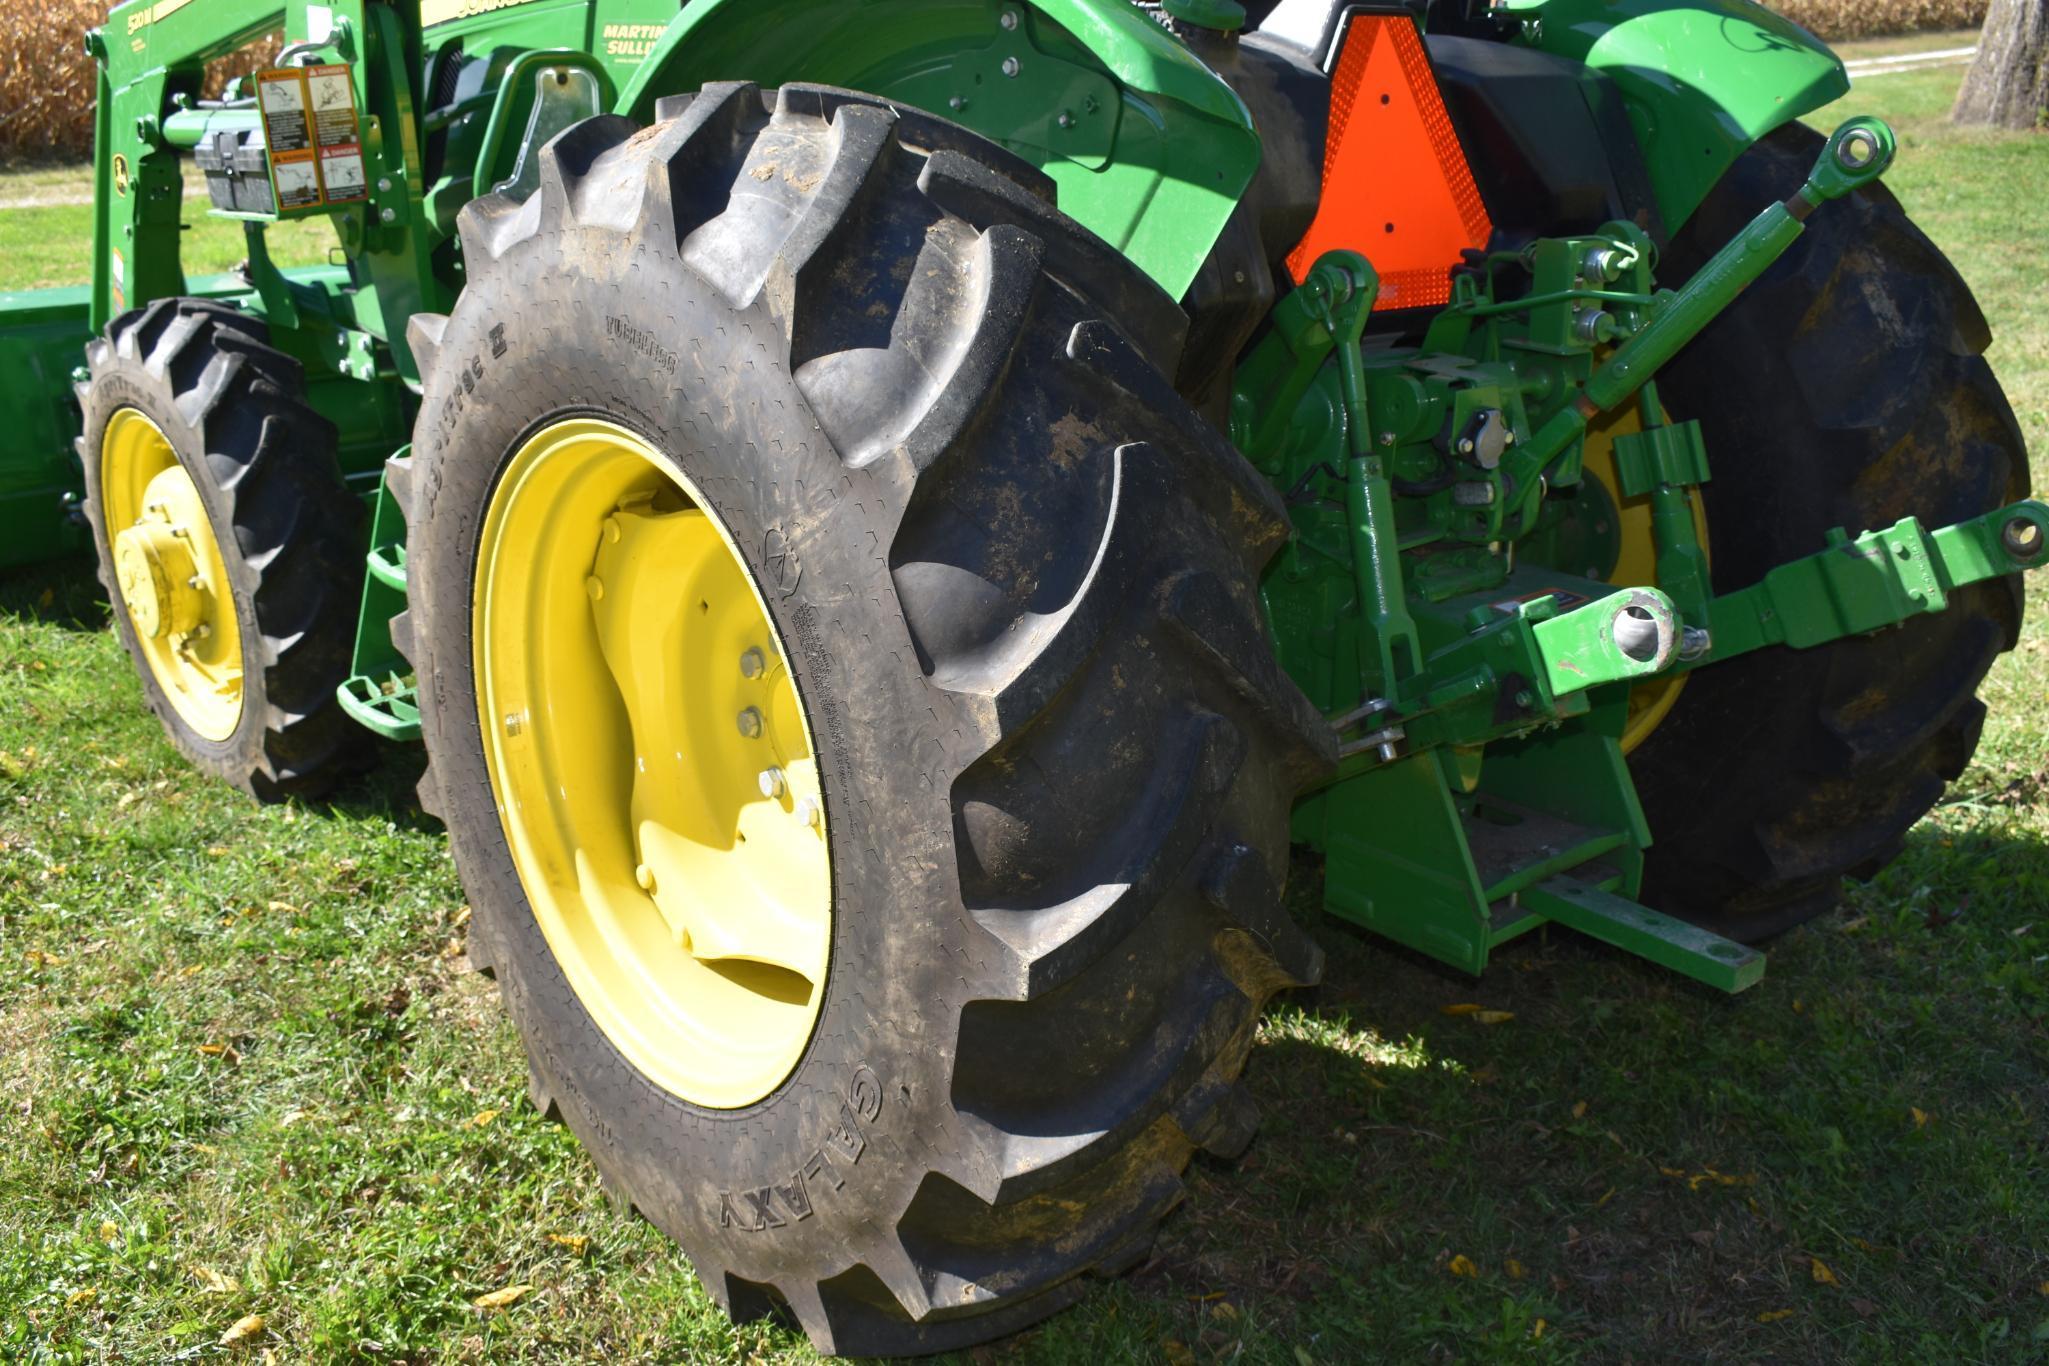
[584,575,604,601]
[635,862,657,892]
[758,767,786,799]
[793,797,820,829]
[1001,56,1020,77]
[736,707,764,738]
[738,646,766,679]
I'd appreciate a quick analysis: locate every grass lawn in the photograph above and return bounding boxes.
[0,165,336,291]
[3,41,2047,1365]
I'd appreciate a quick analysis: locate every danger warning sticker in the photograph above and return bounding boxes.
[256,63,368,213]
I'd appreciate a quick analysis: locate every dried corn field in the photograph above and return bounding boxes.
[1769,0,1987,40]
[0,0,275,164]
[0,0,1996,164]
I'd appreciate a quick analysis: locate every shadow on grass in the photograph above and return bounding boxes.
[1110,819,2049,1359]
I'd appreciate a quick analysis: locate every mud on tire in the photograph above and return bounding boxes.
[395,85,1333,1354]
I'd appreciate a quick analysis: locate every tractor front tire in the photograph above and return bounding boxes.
[78,299,363,800]
[1631,123,2031,939]
[397,86,1331,1354]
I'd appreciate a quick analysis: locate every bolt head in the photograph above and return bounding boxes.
[736,706,764,738]
[1000,7,1019,28]
[379,207,397,225]
[948,95,965,111]
[376,176,393,194]
[635,862,656,892]
[738,646,766,679]
[584,575,604,601]
[794,796,820,829]
[758,767,786,800]
[1001,55,1020,77]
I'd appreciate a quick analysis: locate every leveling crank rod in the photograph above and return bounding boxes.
[1239,116,2049,992]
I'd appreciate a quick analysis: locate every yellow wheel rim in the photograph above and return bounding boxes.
[473,418,832,1109]
[100,408,244,742]
[1581,404,1711,754]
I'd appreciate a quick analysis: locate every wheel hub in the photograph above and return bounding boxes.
[473,418,832,1109]
[113,515,203,641]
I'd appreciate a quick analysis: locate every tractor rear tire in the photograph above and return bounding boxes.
[1629,123,2031,940]
[78,299,364,801]
[396,86,1331,1355]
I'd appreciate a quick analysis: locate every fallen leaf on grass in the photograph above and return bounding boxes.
[1910,1107,1932,1129]
[469,1109,500,1129]
[206,846,230,857]
[98,1221,118,1243]
[265,901,299,916]
[547,1233,588,1255]
[1594,1187,1617,1208]
[25,950,64,969]
[1447,1254,1478,1278]
[1756,1308,1794,1323]
[191,1265,240,1295]
[2038,1281,2049,1296]
[66,1287,97,1307]
[219,1313,265,1346]
[1810,1257,1839,1287]
[1505,1258,1526,1280]
[472,1283,532,1309]
[178,964,204,978]
[1571,1100,1587,1119]
[1441,1003,1485,1016]
[1532,1318,1546,1340]
[1163,1341,1195,1366]
[452,905,473,928]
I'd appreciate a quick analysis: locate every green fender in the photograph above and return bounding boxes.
[611,0,1261,300]
[1509,0,1849,233]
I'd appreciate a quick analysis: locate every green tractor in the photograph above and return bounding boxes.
[2,0,2040,1351]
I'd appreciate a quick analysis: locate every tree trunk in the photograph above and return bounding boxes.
[1952,0,2049,130]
